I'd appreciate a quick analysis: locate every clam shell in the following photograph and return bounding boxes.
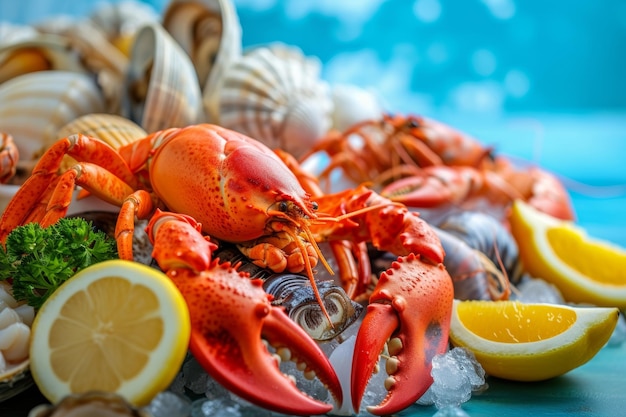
[124,22,205,133]
[163,0,242,122]
[0,70,107,171]
[35,19,129,114]
[88,1,161,55]
[57,113,148,172]
[0,359,32,402]
[218,44,333,158]
[0,34,87,85]
[57,113,147,150]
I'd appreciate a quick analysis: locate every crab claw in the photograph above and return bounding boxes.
[148,211,342,416]
[351,253,454,415]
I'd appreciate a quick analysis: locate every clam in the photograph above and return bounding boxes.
[35,19,129,114]
[124,22,205,133]
[217,43,333,158]
[0,70,107,176]
[0,22,38,47]
[0,34,87,85]
[0,282,35,402]
[28,391,153,417]
[163,0,242,121]
[88,1,162,56]
[57,113,148,171]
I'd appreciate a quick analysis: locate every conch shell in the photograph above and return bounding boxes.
[217,43,333,158]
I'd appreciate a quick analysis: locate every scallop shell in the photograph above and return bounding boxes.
[163,0,242,122]
[124,22,205,133]
[0,22,39,47]
[217,43,333,158]
[0,70,107,173]
[56,113,148,172]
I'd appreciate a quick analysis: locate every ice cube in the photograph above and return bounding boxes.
[190,398,243,417]
[419,347,487,410]
[513,276,565,304]
[607,312,626,347]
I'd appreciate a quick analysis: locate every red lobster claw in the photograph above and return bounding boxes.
[147,210,342,415]
[351,253,454,415]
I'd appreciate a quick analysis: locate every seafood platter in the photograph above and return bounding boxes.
[0,1,625,416]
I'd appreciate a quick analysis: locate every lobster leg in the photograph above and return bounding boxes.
[147,210,342,416]
[351,253,454,415]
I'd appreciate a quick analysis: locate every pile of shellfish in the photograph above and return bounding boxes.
[0,0,385,403]
[0,0,384,197]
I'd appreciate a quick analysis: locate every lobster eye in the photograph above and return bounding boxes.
[311,202,319,211]
[278,201,289,212]
[407,118,420,129]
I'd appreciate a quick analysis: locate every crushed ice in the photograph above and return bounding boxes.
[417,347,487,410]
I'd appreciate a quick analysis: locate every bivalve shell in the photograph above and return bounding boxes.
[218,43,333,158]
[163,0,242,122]
[0,70,107,173]
[124,22,205,133]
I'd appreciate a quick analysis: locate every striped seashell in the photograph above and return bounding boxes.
[56,113,148,172]
[124,22,205,133]
[0,70,106,172]
[163,0,242,122]
[217,43,333,159]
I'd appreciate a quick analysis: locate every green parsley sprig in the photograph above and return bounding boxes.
[0,217,118,309]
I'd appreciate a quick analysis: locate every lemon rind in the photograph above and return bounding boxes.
[30,260,190,406]
[513,200,626,308]
[449,299,619,381]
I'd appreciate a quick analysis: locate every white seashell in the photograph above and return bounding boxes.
[0,34,87,85]
[163,0,242,122]
[0,282,33,400]
[124,22,205,133]
[331,84,384,131]
[218,44,333,158]
[89,0,161,51]
[0,22,39,47]
[0,71,106,171]
[35,19,129,114]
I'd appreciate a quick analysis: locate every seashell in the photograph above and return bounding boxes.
[217,43,333,159]
[124,22,205,133]
[0,22,39,47]
[331,84,384,131]
[27,391,153,417]
[57,113,147,150]
[0,282,34,402]
[35,19,129,114]
[57,113,147,172]
[0,34,87,85]
[0,132,19,184]
[163,0,242,121]
[0,70,107,175]
[212,244,362,341]
[88,1,162,56]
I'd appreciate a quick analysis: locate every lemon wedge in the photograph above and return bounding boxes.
[29,260,191,406]
[510,199,626,308]
[449,299,618,381]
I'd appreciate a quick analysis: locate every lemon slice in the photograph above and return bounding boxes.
[29,260,190,406]
[510,199,626,308]
[449,299,618,381]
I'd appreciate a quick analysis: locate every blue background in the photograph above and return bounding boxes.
[2,0,625,246]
